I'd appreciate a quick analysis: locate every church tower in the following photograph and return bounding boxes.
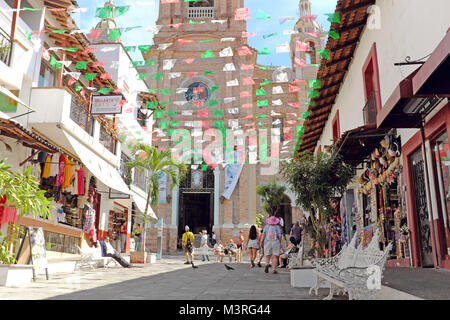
[92,0,121,44]
[140,0,260,251]
[290,0,327,81]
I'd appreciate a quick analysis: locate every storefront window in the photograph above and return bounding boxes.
[44,231,79,254]
[432,131,450,255]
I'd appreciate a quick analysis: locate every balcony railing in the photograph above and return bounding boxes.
[70,96,92,134]
[133,167,148,193]
[0,27,12,66]
[187,7,215,20]
[363,91,378,126]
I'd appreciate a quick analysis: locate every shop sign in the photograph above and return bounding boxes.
[109,188,131,199]
[91,95,123,115]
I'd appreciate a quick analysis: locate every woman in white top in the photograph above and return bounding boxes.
[200,230,210,261]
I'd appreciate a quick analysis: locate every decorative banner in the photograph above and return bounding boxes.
[91,95,124,115]
[158,172,167,204]
[222,164,244,200]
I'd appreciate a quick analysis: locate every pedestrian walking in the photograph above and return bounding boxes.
[200,230,210,261]
[260,216,282,274]
[245,225,260,268]
[120,221,127,253]
[290,221,303,245]
[182,225,195,265]
[236,231,244,262]
[133,223,142,251]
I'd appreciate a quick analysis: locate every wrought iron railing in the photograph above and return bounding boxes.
[0,27,13,66]
[119,153,132,186]
[99,124,115,153]
[70,96,91,133]
[133,167,148,192]
[187,7,215,19]
[363,91,378,126]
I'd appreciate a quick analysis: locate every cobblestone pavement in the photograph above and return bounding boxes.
[0,255,338,300]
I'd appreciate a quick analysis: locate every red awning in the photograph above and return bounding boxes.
[412,30,450,97]
[376,70,423,129]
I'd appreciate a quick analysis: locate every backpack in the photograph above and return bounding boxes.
[186,234,193,249]
[266,225,278,241]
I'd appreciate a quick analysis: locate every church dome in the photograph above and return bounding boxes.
[96,19,118,31]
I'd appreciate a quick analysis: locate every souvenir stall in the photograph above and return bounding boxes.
[357,135,410,261]
[107,202,129,252]
[33,151,101,250]
[325,199,343,257]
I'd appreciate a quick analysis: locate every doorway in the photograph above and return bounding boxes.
[178,192,213,244]
[410,149,434,267]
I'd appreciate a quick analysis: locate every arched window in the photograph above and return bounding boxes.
[305,41,316,65]
[189,0,214,7]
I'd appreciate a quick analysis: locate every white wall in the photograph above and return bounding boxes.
[316,0,450,150]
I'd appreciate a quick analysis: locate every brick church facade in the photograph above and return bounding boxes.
[137,0,326,253]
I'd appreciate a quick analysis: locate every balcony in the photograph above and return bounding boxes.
[28,87,119,167]
[0,27,12,66]
[363,91,378,126]
[70,95,92,134]
[187,7,215,20]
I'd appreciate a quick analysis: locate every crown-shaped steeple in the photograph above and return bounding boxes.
[299,0,312,18]
[92,0,121,44]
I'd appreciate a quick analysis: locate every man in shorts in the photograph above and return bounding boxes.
[182,225,195,265]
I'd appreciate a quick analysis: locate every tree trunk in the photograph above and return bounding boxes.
[142,186,152,253]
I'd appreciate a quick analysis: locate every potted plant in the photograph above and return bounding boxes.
[256,181,286,218]
[0,160,53,286]
[280,150,354,258]
[127,144,186,263]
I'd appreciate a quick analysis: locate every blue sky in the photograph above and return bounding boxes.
[74,0,338,66]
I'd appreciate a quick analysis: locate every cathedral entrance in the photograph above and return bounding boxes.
[177,167,215,248]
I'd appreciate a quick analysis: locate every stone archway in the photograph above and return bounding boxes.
[279,194,292,235]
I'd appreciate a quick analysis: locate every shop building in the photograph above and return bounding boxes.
[297,0,450,268]
[0,0,152,262]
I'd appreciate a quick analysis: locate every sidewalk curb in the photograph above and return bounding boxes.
[379,285,423,300]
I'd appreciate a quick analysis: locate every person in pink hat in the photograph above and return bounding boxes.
[260,216,283,274]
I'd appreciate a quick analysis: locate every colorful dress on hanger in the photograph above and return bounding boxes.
[55,154,66,186]
[77,167,85,196]
[82,204,96,236]
[42,155,52,178]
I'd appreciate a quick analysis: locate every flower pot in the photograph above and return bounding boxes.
[130,251,147,264]
[0,264,34,287]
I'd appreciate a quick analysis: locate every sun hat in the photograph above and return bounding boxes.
[266,216,280,225]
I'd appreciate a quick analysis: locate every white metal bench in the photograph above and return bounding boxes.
[75,245,116,270]
[309,229,392,300]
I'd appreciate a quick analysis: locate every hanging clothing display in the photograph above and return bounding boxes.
[77,167,85,196]
[82,203,96,235]
[63,158,72,189]
[56,154,66,186]
[42,154,52,178]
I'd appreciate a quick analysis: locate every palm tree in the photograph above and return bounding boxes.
[127,144,186,252]
[256,181,286,217]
